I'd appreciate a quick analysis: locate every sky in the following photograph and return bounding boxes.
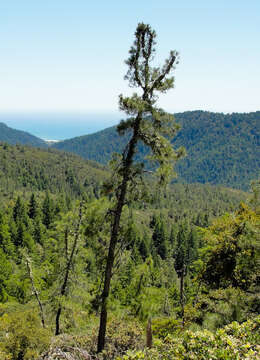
[0,0,259,118]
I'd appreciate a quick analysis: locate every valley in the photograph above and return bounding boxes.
[0,115,259,359]
[0,13,259,359]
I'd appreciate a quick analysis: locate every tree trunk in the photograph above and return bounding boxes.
[97,116,141,353]
[55,306,62,335]
[180,267,185,328]
[26,256,45,328]
[96,22,180,354]
[55,203,82,335]
[146,317,153,348]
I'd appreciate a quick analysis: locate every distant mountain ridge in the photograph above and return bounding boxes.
[0,122,47,148]
[1,111,259,190]
[0,143,248,218]
[0,142,107,198]
[52,111,260,190]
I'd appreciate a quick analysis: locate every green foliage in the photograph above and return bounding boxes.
[38,316,143,360]
[0,249,12,302]
[196,287,247,330]
[42,192,53,229]
[0,123,47,147]
[52,111,260,190]
[99,317,144,359]
[0,310,51,360]
[0,189,257,358]
[152,317,181,339]
[28,193,38,219]
[249,178,260,213]
[174,222,189,276]
[13,196,27,223]
[198,203,260,290]
[97,22,184,353]
[0,114,258,358]
[0,143,107,199]
[151,215,168,260]
[119,316,260,360]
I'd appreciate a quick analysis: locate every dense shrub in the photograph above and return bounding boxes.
[39,316,144,360]
[0,310,51,360]
[118,316,260,360]
[152,317,181,339]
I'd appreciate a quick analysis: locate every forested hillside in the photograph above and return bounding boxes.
[0,122,47,148]
[174,111,260,189]
[0,142,107,199]
[52,111,260,190]
[0,143,247,216]
[0,142,259,359]
[0,172,259,359]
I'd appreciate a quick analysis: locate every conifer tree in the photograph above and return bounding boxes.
[97,23,184,352]
[15,221,26,247]
[138,234,149,260]
[28,193,38,220]
[174,222,198,324]
[0,213,14,256]
[42,192,53,229]
[33,217,44,245]
[152,215,168,260]
[13,196,26,223]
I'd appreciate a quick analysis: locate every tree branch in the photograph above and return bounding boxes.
[151,52,178,93]
[25,256,45,328]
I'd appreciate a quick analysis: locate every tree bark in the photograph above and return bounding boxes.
[55,203,82,335]
[97,116,141,353]
[26,256,45,328]
[180,266,185,328]
[146,317,153,348]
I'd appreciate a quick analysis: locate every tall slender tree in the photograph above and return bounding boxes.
[97,23,185,353]
[152,215,168,260]
[42,192,53,229]
[28,193,38,220]
[55,202,83,335]
[174,222,189,325]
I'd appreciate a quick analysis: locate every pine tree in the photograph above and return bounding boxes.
[169,224,178,250]
[0,212,14,256]
[15,221,25,247]
[152,215,167,260]
[42,192,53,229]
[28,193,38,219]
[33,217,44,245]
[186,227,198,267]
[138,234,149,260]
[13,196,26,223]
[97,23,184,353]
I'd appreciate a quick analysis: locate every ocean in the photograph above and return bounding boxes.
[0,113,121,140]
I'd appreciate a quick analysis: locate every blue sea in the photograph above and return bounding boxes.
[0,113,121,140]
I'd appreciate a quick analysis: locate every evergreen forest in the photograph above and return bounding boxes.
[0,123,47,148]
[1,112,259,191]
[0,23,259,360]
[52,110,260,191]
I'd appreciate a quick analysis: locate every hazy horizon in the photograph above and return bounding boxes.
[0,109,259,141]
[0,112,121,140]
